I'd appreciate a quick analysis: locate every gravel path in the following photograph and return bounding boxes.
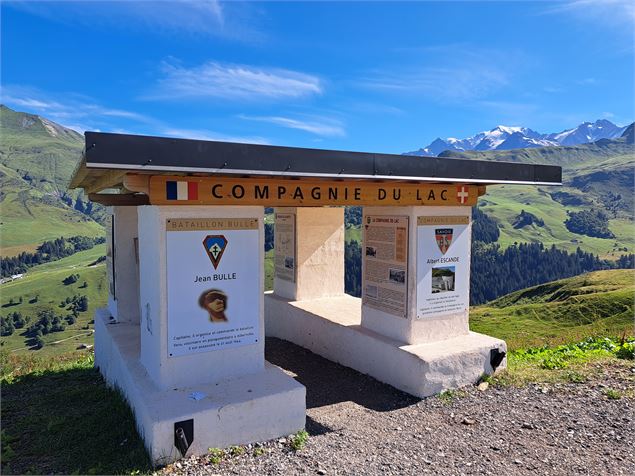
[159,337,635,476]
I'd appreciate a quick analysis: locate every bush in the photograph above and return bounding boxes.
[513,336,635,370]
[63,273,80,285]
[290,430,309,451]
[34,335,45,349]
[0,317,15,337]
[615,342,634,360]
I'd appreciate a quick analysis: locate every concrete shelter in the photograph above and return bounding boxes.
[70,131,561,465]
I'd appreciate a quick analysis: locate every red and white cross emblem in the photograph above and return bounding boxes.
[457,186,469,204]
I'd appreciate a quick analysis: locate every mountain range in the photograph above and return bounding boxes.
[0,105,104,256]
[406,119,627,156]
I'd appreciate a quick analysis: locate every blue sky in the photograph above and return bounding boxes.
[2,0,633,153]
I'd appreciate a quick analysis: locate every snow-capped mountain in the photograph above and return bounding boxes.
[405,119,627,156]
[545,119,626,146]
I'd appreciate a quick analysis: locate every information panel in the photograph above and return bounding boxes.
[274,212,296,283]
[166,218,260,357]
[416,216,470,319]
[362,215,409,318]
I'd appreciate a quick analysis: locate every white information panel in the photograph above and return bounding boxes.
[166,218,260,357]
[416,216,470,319]
[362,215,409,318]
[274,212,296,283]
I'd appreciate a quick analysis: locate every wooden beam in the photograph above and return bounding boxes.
[84,170,127,194]
[88,193,150,206]
[69,156,88,189]
[123,174,150,194]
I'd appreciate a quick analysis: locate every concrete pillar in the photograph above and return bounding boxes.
[273,207,345,301]
[106,206,141,323]
[361,206,471,345]
[137,205,265,390]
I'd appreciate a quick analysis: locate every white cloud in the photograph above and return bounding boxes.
[541,0,635,31]
[359,46,520,102]
[5,0,231,36]
[2,85,277,143]
[145,60,323,102]
[238,114,345,137]
[1,85,155,131]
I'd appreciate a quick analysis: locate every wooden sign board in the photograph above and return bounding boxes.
[148,176,478,207]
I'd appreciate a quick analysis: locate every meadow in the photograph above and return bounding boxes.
[0,245,108,356]
[479,185,634,258]
[470,269,635,350]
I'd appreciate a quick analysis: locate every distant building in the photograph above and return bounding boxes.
[1,274,25,284]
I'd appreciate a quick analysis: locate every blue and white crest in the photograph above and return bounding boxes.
[202,235,228,269]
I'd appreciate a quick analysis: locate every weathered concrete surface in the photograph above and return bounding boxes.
[274,207,345,301]
[265,293,506,398]
[107,206,141,324]
[95,309,306,466]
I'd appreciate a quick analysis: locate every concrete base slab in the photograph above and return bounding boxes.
[264,293,506,398]
[94,309,306,466]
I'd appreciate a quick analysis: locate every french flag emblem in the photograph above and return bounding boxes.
[166,180,198,201]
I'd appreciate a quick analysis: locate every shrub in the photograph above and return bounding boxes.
[290,430,309,451]
[63,274,80,285]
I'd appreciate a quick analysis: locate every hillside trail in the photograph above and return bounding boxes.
[158,337,635,476]
[9,330,93,352]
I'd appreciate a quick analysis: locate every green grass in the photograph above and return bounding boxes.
[290,429,309,451]
[345,225,362,243]
[603,388,623,400]
[265,249,274,291]
[0,105,105,255]
[0,353,152,475]
[494,336,635,388]
[470,269,635,350]
[446,137,635,257]
[0,245,107,357]
[480,185,634,258]
[0,193,104,253]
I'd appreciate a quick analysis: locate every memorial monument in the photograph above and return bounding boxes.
[70,131,561,464]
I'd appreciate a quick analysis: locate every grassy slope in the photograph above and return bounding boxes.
[0,245,108,356]
[0,105,104,254]
[470,269,635,350]
[479,185,634,257]
[442,139,635,258]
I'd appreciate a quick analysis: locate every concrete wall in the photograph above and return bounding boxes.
[137,205,265,390]
[361,206,471,345]
[109,206,141,323]
[274,207,345,301]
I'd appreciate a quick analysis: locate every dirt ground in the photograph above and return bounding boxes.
[158,337,635,476]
